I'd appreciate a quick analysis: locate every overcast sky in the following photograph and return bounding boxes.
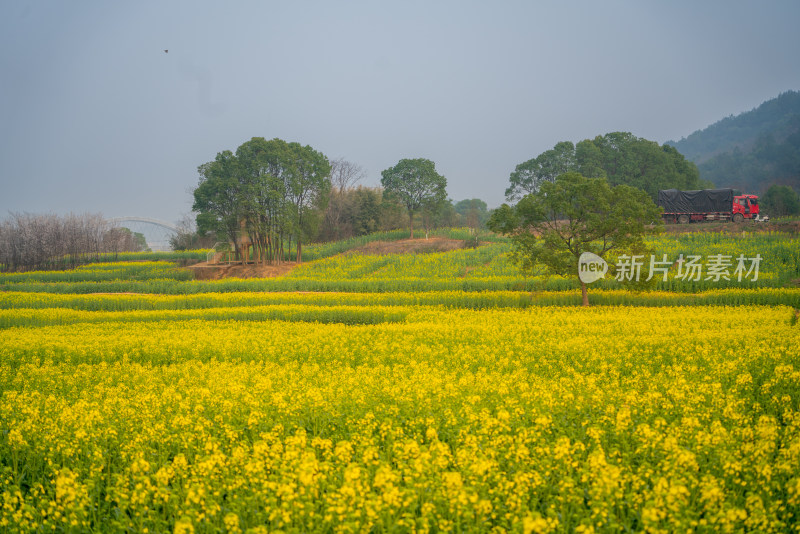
[2,1,799,224]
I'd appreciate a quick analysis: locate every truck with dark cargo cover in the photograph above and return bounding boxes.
[657,188,765,224]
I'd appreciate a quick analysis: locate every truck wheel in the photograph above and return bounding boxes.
[732,213,744,223]
[678,214,689,224]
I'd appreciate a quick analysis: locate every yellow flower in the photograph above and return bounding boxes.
[173,517,194,534]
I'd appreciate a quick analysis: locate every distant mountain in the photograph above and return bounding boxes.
[666,91,800,193]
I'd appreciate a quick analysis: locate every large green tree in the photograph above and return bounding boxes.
[192,150,244,258]
[506,133,709,202]
[489,172,662,306]
[454,198,489,229]
[351,187,382,237]
[287,142,332,262]
[506,141,576,200]
[193,137,331,264]
[589,132,708,197]
[380,158,447,238]
[421,197,457,235]
[235,137,293,264]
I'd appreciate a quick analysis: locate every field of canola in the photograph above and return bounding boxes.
[2,231,799,295]
[1,231,800,533]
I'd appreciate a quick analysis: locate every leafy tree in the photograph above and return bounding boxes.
[488,172,662,306]
[761,184,800,216]
[319,186,408,240]
[351,187,382,236]
[421,197,456,235]
[575,139,605,178]
[454,199,489,229]
[235,137,292,263]
[192,150,243,257]
[585,132,709,198]
[117,227,149,252]
[506,134,707,202]
[378,193,408,232]
[130,230,150,252]
[505,141,576,200]
[380,158,447,238]
[193,137,331,264]
[287,142,331,262]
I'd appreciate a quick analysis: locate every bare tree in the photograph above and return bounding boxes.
[330,158,366,192]
[0,213,143,272]
[323,158,367,240]
[169,213,215,251]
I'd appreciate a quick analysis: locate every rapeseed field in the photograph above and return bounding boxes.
[1,231,799,533]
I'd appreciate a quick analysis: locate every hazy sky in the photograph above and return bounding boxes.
[2,1,799,224]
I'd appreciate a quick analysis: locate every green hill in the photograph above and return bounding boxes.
[666,90,800,193]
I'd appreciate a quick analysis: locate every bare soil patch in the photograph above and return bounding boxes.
[187,261,299,280]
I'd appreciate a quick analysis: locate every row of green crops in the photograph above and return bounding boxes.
[2,288,799,314]
[293,228,505,262]
[0,304,412,329]
[15,249,212,270]
[91,249,210,263]
[0,261,192,284]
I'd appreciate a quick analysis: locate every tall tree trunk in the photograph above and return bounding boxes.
[409,210,414,239]
[296,240,302,263]
[232,236,241,262]
[581,282,589,307]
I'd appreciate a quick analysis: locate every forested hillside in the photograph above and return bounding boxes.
[667,91,800,193]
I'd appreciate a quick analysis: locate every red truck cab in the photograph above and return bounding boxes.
[732,195,760,222]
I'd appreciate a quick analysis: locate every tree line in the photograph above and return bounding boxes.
[318,181,489,243]
[190,132,705,260]
[0,213,146,271]
[191,138,490,261]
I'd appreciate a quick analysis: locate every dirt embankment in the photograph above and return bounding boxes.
[186,237,471,280]
[187,262,298,280]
